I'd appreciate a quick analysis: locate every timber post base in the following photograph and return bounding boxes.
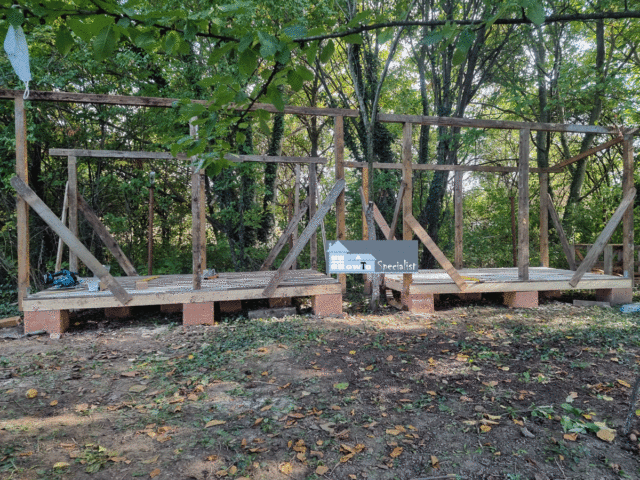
[183,302,215,326]
[401,293,435,314]
[503,291,539,309]
[24,309,69,335]
[104,307,132,319]
[219,300,243,313]
[312,294,342,316]
[596,288,632,306]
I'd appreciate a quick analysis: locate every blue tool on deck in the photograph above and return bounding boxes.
[43,269,79,288]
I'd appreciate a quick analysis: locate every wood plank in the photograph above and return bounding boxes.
[454,171,463,268]
[539,172,549,267]
[309,163,317,270]
[404,214,467,291]
[402,123,413,299]
[335,116,346,293]
[10,176,132,305]
[0,316,20,328]
[55,181,69,271]
[362,166,371,293]
[546,194,577,271]
[372,203,394,240]
[260,199,309,271]
[377,112,629,135]
[224,154,328,164]
[388,182,406,241]
[546,137,624,172]
[365,200,381,309]
[68,155,78,273]
[518,129,530,280]
[76,193,138,276]
[623,135,634,285]
[291,164,300,270]
[262,179,346,297]
[15,97,28,311]
[569,188,636,287]
[345,161,521,173]
[191,173,202,289]
[51,148,180,159]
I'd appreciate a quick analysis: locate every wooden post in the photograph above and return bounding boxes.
[510,195,517,267]
[623,135,634,285]
[366,202,379,311]
[402,123,413,302]
[539,171,549,267]
[190,120,204,290]
[335,116,346,293]
[147,172,154,275]
[518,129,530,281]
[454,170,463,269]
[55,181,69,271]
[68,155,78,273]
[10,176,132,305]
[309,163,317,270]
[362,165,371,294]
[292,164,300,270]
[15,97,29,310]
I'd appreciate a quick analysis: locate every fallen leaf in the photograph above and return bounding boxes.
[564,433,578,441]
[349,350,356,355]
[365,365,374,371]
[596,428,616,442]
[142,455,159,464]
[316,465,329,475]
[215,469,228,477]
[389,447,403,458]
[386,429,401,436]
[121,371,137,377]
[617,379,631,388]
[205,420,226,428]
[430,455,440,469]
[387,355,393,361]
[483,381,498,387]
[480,425,491,433]
[187,393,198,401]
[74,403,89,412]
[280,462,293,474]
[50,400,58,406]
[340,453,355,463]
[334,382,349,391]
[149,468,161,478]
[128,385,147,393]
[25,389,37,399]
[53,462,70,469]
[229,466,237,474]
[254,418,263,426]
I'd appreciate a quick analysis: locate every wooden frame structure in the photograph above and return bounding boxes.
[1,88,636,333]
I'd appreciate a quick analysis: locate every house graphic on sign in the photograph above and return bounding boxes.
[327,241,376,272]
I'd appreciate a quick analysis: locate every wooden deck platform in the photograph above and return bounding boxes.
[384,267,633,312]
[22,270,342,335]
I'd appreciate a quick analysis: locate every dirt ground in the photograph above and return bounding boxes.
[2,293,640,480]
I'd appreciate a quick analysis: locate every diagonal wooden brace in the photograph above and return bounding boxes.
[388,182,406,241]
[570,188,636,287]
[546,193,577,271]
[10,176,132,305]
[262,179,345,297]
[358,187,395,240]
[260,198,310,271]
[77,193,138,276]
[404,213,467,291]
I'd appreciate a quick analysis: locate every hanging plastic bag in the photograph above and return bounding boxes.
[4,25,31,98]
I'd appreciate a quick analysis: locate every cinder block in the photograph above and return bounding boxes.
[183,302,215,326]
[401,293,435,314]
[24,310,69,335]
[219,300,242,313]
[596,288,632,306]
[312,293,342,316]
[269,297,292,308]
[160,304,182,313]
[504,291,539,309]
[104,307,132,319]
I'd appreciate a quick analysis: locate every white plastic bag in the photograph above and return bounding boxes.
[4,24,31,98]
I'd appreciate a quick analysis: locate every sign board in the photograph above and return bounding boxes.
[326,240,418,274]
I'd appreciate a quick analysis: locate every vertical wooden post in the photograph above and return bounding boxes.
[623,134,634,285]
[68,155,78,274]
[190,119,203,289]
[55,181,69,271]
[199,170,206,270]
[335,116,346,293]
[15,97,29,310]
[539,171,549,267]
[309,163,317,270]
[518,129,530,281]
[454,171,463,269]
[147,173,154,276]
[362,165,372,294]
[292,164,300,270]
[604,244,613,275]
[402,123,413,302]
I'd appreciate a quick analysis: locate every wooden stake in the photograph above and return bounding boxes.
[10,176,132,305]
[260,198,309,271]
[55,181,69,271]
[68,155,78,273]
[76,193,138,276]
[15,96,28,310]
[569,188,636,287]
[262,179,345,298]
[623,135,634,285]
[518,129,530,280]
[402,123,413,299]
[309,163,318,270]
[546,194,577,271]
[335,116,346,293]
[454,171,463,268]
[539,172,549,267]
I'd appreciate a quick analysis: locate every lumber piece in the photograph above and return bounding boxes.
[546,194,577,271]
[10,176,132,306]
[15,96,29,310]
[50,148,180,159]
[0,316,20,328]
[345,161,521,173]
[359,187,395,240]
[362,166,371,293]
[262,179,346,298]
[309,163,318,269]
[570,188,636,287]
[539,172,549,267]
[454,171,463,268]
[76,193,138,276]
[518,129,530,280]
[546,137,624,172]
[136,276,160,290]
[402,123,413,301]
[224,153,328,164]
[388,182,406,241]
[68,155,78,273]
[55,181,69,271]
[404,214,467,292]
[335,116,346,293]
[260,198,310,271]
[623,136,634,284]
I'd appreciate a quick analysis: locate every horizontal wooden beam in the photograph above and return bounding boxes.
[546,137,624,172]
[377,113,633,135]
[10,176,132,306]
[224,154,328,164]
[50,148,180,159]
[345,161,544,173]
[570,188,636,287]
